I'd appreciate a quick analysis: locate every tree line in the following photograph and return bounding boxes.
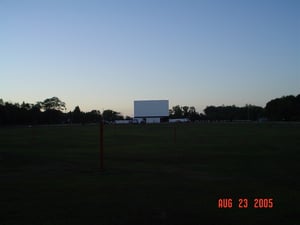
[0,94,299,125]
[0,97,131,125]
[170,94,300,122]
[169,104,265,121]
[0,97,103,125]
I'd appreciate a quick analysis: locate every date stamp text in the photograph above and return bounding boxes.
[218,198,274,208]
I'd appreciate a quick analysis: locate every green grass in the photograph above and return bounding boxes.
[1,123,299,225]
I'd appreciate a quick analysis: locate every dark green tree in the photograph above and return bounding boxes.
[39,97,66,111]
[102,110,123,122]
[72,106,84,123]
[171,105,183,118]
[182,106,189,117]
[85,110,101,123]
[265,95,300,121]
[204,105,264,121]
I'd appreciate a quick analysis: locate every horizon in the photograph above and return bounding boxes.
[1,0,299,117]
[1,94,298,118]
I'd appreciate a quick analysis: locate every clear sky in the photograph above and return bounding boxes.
[1,0,299,116]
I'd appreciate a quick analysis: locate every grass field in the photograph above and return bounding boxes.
[1,123,299,225]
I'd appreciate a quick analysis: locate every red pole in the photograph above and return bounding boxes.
[100,120,104,170]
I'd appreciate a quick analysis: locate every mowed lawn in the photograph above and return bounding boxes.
[0,123,299,225]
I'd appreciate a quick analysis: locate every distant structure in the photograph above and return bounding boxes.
[134,100,169,123]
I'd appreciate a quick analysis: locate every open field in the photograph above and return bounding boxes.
[1,123,299,225]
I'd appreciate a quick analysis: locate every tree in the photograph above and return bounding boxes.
[21,101,33,110]
[37,97,66,124]
[204,104,264,121]
[0,98,106,125]
[39,97,66,111]
[102,110,123,121]
[169,105,200,121]
[171,105,183,118]
[188,106,200,121]
[72,106,83,123]
[42,109,65,124]
[265,95,300,121]
[85,110,101,123]
[182,106,189,117]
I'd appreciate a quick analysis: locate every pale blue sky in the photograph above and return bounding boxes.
[1,0,299,116]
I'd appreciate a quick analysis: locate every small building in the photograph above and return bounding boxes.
[169,118,190,123]
[114,120,131,124]
[134,100,169,124]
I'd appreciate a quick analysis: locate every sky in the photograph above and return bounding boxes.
[1,0,299,116]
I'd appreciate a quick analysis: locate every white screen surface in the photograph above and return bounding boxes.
[134,100,169,117]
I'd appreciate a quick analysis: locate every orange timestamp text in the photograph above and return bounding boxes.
[218,198,274,208]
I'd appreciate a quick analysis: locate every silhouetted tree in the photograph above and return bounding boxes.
[204,105,264,121]
[42,109,65,124]
[188,106,200,121]
[30,104,42,124]
[39,97,66,111]
[170,105,183,118]
[85,110,101,123]
[103,110,123,122]
[72,106,83,123]
[182,106,189,117]
[265,95,300,121]
[169,105,201,121]
[3,102,19,124]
